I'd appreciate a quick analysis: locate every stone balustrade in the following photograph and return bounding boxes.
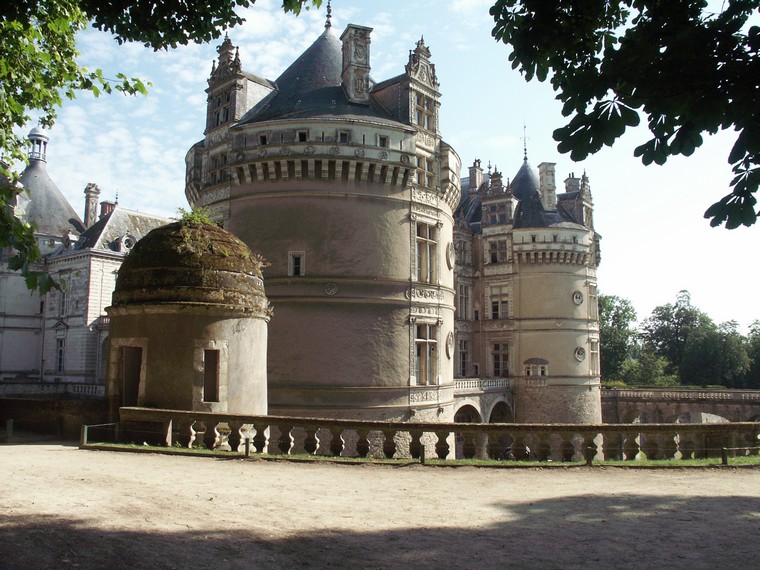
[0,381,105,398]
[454,378,511,392]
[116,407,760,462]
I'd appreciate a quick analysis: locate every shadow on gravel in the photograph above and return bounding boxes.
[2,494,759,569]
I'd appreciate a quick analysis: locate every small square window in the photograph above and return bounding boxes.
[297,130,308,142]
[259,134,268,146]
[378,135,389,148]
[338,130,350,144]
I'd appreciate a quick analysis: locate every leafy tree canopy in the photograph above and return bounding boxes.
[491,0,760,229]
[0,0,319,292]
[598,293,638,381]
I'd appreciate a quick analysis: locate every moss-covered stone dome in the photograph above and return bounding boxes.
[112,222,268,315]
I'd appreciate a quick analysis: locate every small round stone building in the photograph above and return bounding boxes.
[105,221,270,420]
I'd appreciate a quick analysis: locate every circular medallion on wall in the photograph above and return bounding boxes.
[256,149,267,158]
[324,282,338,296]
[379,151,389,160]
[574,347,586,362]
[330,146,340,155]
[572,290,584,305]
[280,147,291,156]
[355,148,366,157]
[235,151,245,162]
[305,146,316,155]
[446,331,454,359]
[446,242,455,269]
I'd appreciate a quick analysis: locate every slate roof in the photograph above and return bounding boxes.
[18,159,85,236]
[237,28,401,126]
[63,206,168,255]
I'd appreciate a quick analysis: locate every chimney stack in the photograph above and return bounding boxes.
[340,24,373,105]
[83,183,101,228]
[100,200,116,219]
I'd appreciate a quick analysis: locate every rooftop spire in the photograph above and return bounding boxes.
[522,123,529,162]
[325,0,332,28]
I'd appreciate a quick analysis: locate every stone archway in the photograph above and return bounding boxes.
[454,404,481,459]
[488,400,513,423]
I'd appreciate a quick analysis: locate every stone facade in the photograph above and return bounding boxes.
[186,22,460,422]
[0,128,168,388]
[185,17,601,424]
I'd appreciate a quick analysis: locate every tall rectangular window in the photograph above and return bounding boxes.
[589,284,599,319]
[288,252,305,276]
[489,239,508,263]
[490,286,509,320]
[492,343,509,377]
[590,340,600,375]
[415,324,437,385]
[457,284,470,320]
[203,349,220,402]
[414,94,435,131]
[58,289,67,316]
[458,339,468,377]
[415,222,436,283]
[56,338,65,373]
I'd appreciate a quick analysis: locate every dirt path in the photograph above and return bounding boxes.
[2,444,759,569]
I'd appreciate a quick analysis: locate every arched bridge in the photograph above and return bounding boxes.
[602,388,760,423]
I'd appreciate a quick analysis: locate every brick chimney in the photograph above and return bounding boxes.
[100,200,116,219]
[83,183,101,228]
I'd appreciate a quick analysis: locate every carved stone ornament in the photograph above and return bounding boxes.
[446,242,455,270]
[446,331,454,359]
[379,151,389,160]
[280,147,291,156]
[324,282,338,296]
[305,146,316,155]
[574,347,586,362]
[235,151,245,162]
[572,290,584,305]
[330,146,340,155]
[355,148,366,157]
[401,154,411,164]
[256,149,267,158]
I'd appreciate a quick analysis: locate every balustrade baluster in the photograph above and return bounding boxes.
[409,429,423,460]
[173,419,193,448]
[356,429,370,458]
[559,433,574,462]
[603,432,623,461]
[381,430,397,459]
[277,424,293,455]
[329,428,344,457]
[303,427,319,455]
[657,431,679,460]
[252,422,268,454]
[434,430,450,460]
[536,432,551,461]
[202,420,219,450]
[582,432,600,463]
[623,431,642,460]
[227,421,243,453]
[461,431,476,459]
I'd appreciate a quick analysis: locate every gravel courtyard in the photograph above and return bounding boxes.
[2,443,759,569]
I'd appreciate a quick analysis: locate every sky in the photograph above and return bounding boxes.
[24,0,758,331]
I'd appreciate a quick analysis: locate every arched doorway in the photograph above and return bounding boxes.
[489,401,513,423]
[454,404,481,459]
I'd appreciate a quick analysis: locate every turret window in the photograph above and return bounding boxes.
[378,135,389,148]
[490,286,509,319]
[415,323,438,385]
[458,340,469,377]
[259,134,269,146]
[288,251,305,276]
[457,284,470,320]
[297,130,308,142]
[416,156,434,188]
[415,222,437,284]
[414,94,435,131]
[338,130,350,144]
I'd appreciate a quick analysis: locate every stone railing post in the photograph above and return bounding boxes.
[435,430,451,460]
[277,424,293,455]
[381,429,397,459]
[409,429,424,460]
[329,427,344,457]
[303,426,319,455]
[252,422,268,454]
[356,428,371,458]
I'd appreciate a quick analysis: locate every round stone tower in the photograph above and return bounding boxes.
[185,22,461,422]
[105,221,270,420]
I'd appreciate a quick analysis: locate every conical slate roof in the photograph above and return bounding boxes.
[238,28,397,124]
[510,158,540,201]
[19,159,84,236]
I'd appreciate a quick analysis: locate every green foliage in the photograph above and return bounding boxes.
[640,290,713,375]
[176,207,214,226]
[619,351,678,387]
[598,293,638,381]
[680,320,751,387]
[490,0,760,228]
